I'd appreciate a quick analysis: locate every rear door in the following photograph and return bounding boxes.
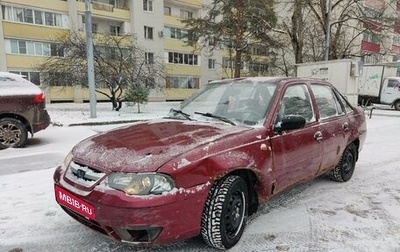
[310,83,349,173]
[270,83,323,192]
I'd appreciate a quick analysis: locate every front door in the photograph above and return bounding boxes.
[270,83,323,193]
[381,78,400,104]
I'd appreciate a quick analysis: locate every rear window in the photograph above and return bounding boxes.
[0,76,16,82]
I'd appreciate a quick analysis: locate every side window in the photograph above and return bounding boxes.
[388,79,400,88]
[277,84,315,123]
[333,89,354,114]
[311,84,341,119]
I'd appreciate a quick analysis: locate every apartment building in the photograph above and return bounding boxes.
[2,0,397,103]
[0,0,214,102]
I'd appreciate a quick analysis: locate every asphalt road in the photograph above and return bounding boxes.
[1,116,400,252]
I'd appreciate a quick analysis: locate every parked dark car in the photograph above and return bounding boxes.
[0,72,50,149]
[54,77,367,249]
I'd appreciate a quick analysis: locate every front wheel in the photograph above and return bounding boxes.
[0,118,28,149]
[201,175,248,249]
[330,143,357,182]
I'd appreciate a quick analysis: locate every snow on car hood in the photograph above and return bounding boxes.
[0,72,43,96]
[72,119,250,173]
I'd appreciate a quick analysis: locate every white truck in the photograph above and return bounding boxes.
[358,64,400,110]
[296,59,361,106]
[296,60,400,110]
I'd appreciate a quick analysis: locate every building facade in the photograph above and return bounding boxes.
[2,0,398,103]
[0,0,213,102]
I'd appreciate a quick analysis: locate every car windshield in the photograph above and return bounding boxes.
[168,79,277,126]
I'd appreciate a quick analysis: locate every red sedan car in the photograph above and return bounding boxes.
[54,77,366,249]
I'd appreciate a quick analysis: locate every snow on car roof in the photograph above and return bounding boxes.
[208,76,284,85]
[0,72,43,96]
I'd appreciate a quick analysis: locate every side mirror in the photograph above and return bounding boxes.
[274,115,306,133]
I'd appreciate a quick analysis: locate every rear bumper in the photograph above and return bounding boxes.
[31,109,50,133]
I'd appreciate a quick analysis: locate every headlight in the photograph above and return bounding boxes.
[108,173,175,195]
[63,152,73,168]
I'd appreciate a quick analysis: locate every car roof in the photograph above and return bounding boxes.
[209,76,331,86]
[0,72,42,96]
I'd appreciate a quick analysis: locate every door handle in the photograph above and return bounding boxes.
[342,122,349,131]
[314,131,323,141]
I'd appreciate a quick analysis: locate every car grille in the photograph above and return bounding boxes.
[65,161,106,187]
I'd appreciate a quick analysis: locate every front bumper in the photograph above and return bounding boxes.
[53,167,210,246]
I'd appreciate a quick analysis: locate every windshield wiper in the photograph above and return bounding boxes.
[169,108,194,121]
[194,112,236,125]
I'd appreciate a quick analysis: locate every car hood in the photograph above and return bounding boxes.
[72,119,250,173]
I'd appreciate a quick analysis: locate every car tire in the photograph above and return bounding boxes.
[394,100,400,111]
[0,118,28,149]
[201,175,248,249]
[330,143,357,182]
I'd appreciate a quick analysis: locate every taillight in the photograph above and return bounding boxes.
[33,92,45,104]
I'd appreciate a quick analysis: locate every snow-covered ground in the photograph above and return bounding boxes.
[1,102,400,252]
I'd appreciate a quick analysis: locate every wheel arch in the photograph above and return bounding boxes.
[391,99,400,110]
[218,169,260,216]
[351,138,360,161]
[0,113,32,135]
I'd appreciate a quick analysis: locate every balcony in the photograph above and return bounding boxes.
[77,0,129,10]
[361,41,381,53]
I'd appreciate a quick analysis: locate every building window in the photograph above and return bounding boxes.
[145,52,154,64]
[143,0,153,12]
[180,10,193,19]
[110,26,121,36]
[168,52,199,65]
[144,26,153,39]
[164,6,171,16]
[208,36,217,46]
[250,45,268,56]
[222,57,243,69]
[394,36,400,46]
[2,6,63,27]
[34,10,43,24]
[164,27,189,41]
[249,63,268,73]
[9,71,41,85]
[7,39,63,57]
[145,77,156,88]
[166,76,199,89]
[208,59,216,69]
[24,9,33,23]
[363,31,380,44]
[91,23,98,33]
[50,43,65,57]
[180,10,192,19]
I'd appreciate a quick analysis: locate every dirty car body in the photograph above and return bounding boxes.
[53,77,367,249]
[0,72,50,149]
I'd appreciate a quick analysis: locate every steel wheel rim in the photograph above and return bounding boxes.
[342,150,354,174]
[225,189,245,238]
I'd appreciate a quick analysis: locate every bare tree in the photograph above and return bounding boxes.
[271,0,398,76]
[183,0,278,78]
[38,32,165,111]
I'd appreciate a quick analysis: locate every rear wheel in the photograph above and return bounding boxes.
[0,118,28,149]
[394,100,400,111]
[201,175,248,249]
[330,143,357,182]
